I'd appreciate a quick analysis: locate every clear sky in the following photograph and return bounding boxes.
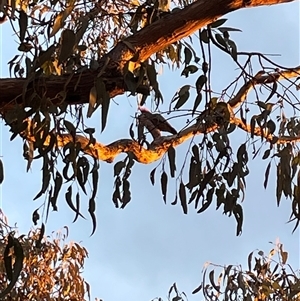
[0,2,299,300]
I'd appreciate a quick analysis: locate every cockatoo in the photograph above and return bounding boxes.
[138,106,177,135]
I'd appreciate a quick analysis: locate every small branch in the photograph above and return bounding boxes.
[228,67,300,109]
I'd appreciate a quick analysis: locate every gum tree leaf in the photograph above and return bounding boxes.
[184,47,192,65]
[167,146,176,178]
[19,10,28,43]
[0,159,4,184]
[0,237,24,298]
[195,75,207,94]
[264,161,271,189]
[161,171,168,203]
[179,181,187,214]
[210,18,227,28]
[150,167,156,185]
[88,198,97,235]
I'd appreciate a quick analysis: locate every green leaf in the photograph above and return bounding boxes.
[192,93,202,116]
[250,116,256,138]
[200,29,209,43]
[88,198,97,235]
[264,161,271,189]
[195,75,207,94]
[218,26,242,33]
[114,161,125,177]
[0,237,24,298]
[174,85,190,109]
[19,10,28,43]
[121,179,131,207]
[267,119,276,134]
[0,159,4,184]
[265,81,278,102]
[168,146,176,178]
[87,86,97,118]
[209,270,220,292]
[161,171,168,204]
[101,91,110,132]
[32,209,40,225]
[210,18,227,28]
[36,223,45,248]
[58,29,76,64]
[150,167,156,185]
[228,39,237,61]
[215,33,227,48]
[179,181,187,214]
[197,187,214,213]
[262,149,270,160]
[233,204,243,235]
[64,120,76,135]
[91,169,99,199]
[184,47,192,65]
[36,44,56,70]
[49,6,73,38]
[181,65,198,77]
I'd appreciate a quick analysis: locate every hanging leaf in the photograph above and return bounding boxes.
[64,120,76,136]
[210,18,227,28]
[195,75,207,94]
[121,179,131,208]
[250,116,256,138]
[179,181,187,214]
[264,161,271,189]
[218,26,242,33]
[197,187,214,213]
[161,171,168,203]
[52,171,62,206]
[32,209,40,225]
[228,39,237,61]
[101,91,111,132]
[88,198,97,236]
[0,237,24,298]
[184,47,192,65]
[58,29,76,64]
[233,204,243,235]
[150,167,156,185]
[174,85,190,109]
[215,33,227,49]
[167,146,176,178]
[91,169,99,199]
[3,235,13,282]
[192,93,202,116]
[181,65,198,77]
[19,10,28,43]
[49,6,74,38]
[0,159,4,184]
[265,81,278,102]
[36,223,45,248]
[200,29,209,43]
[114,161,125,177]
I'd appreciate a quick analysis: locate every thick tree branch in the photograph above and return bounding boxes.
[0,0,297,111]
[25,112,300,164]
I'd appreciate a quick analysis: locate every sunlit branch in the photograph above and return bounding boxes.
[25,111,300,164]
[228,67,300,109]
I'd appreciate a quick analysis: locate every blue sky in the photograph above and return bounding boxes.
[0,2,299,300]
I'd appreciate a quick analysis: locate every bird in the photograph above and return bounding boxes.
[138,106,177,135]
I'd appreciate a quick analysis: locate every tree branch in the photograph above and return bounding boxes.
[228,67,300,109]
[25,111,300,165]
[0,0,297,111]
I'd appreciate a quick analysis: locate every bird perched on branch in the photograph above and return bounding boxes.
[138,106,177,135]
